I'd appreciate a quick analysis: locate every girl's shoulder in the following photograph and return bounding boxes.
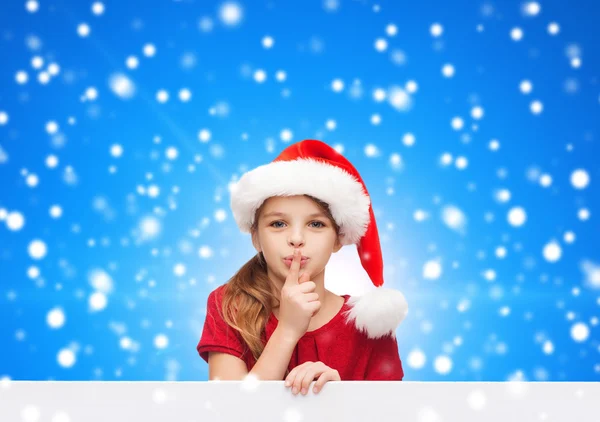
[210,283,227,297]
[206,283,245,318]
[207,283,232,302]
[204,283,230,314]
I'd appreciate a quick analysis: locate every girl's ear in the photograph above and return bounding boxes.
[333,235,343,253]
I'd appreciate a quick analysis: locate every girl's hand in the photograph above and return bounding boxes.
[284,361,340,395]
[278,248,321,341]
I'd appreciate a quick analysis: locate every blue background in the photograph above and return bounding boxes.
[0,0,598,381]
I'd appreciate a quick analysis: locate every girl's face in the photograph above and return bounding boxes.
[252,195,342,284]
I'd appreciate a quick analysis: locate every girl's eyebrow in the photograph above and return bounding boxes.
[263,211,326,219]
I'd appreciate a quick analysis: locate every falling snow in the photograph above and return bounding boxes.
[0,0,598,386]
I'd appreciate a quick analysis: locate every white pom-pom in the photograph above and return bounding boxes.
[344,287,408,339]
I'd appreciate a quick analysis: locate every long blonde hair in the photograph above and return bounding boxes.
[220,195,341,364]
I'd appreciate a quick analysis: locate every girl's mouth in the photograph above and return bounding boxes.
[283,258,309,268]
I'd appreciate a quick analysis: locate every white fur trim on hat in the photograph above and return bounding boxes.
[230,158,371,245]
[343,287,408,339]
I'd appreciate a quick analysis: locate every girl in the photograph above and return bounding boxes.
[197,139,408,395]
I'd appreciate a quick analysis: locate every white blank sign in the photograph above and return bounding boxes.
[0,381,598,421]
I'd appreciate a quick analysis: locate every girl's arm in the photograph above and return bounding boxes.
[248,327,298,380]
[198,288,299,380]
[207,328,298,380]
[208,352,248,380]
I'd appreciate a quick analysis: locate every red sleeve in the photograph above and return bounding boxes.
[364,334,404,380]
[196,288,246,364]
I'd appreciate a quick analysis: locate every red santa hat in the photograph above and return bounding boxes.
[230,139,408,339]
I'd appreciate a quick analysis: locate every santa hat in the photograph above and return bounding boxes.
[229,139,408,339]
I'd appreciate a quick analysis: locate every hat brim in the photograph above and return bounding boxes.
[229,158,371,245]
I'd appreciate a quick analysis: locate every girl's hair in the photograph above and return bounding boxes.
[220,194,341,366]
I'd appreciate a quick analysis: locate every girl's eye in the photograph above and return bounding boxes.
[269,221,326,228]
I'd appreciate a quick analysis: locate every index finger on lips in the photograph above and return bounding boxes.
[285,248,302,285]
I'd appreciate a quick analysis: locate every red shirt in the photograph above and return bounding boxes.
[197,284,404,381]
